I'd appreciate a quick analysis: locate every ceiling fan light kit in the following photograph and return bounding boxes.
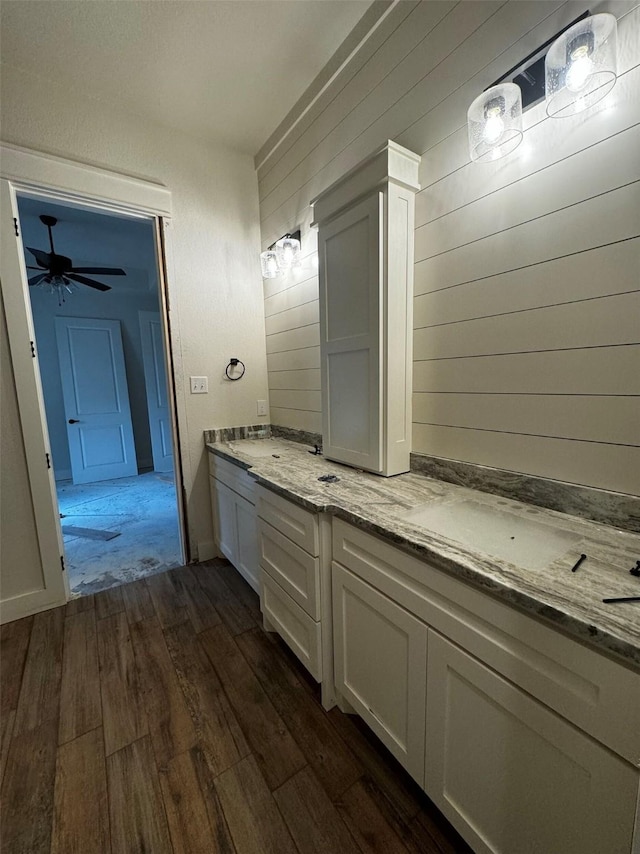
[26,214,126,304]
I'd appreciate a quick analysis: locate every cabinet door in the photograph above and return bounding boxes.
[211,478,238,565]
[333,562,427,783]
[318,193,382,472]
[425,631,638,854]
[236,494,259,593]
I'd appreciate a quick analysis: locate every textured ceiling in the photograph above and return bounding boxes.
[0,0,373,155]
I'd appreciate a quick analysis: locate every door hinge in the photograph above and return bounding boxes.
[60,555,66,572]
[30,341,36,358]
[46,452,51,469]
[13,218,19,237]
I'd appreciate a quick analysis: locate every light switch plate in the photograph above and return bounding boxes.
[190,376,208,394]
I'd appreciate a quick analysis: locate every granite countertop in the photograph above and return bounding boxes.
[206,437,640,669]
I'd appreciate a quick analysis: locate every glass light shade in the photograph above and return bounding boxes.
[545,14,617,118]
[467,83,523,163]
[275,235,301,270]
[260,249,281,279]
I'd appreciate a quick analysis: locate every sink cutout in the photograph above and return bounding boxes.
[227,440,289,458]
[403,500,580,570]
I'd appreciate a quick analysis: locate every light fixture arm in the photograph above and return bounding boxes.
[266,229,301,253]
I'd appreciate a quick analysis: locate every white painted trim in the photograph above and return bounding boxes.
[0,142,172,217]
[254,0,403,172]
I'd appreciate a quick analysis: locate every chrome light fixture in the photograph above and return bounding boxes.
[275,234,301,270]
[467,83,523,163]
[546,13,618,118]
[260,230,301,279]
[260,248,281,279]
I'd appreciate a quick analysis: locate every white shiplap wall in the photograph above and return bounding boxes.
[258,0,640,495]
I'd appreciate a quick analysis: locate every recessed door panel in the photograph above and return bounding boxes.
[325,216,370,341]
[79,425,128,468]
[327,349,370,454]
[68,326,121,414]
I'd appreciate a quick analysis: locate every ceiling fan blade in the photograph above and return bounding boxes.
[26,265,46,270]
[70,266,126,276]
[66,273,111,292]
[26,247,51,268]
[28,273,49,286]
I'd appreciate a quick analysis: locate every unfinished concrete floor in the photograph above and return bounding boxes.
[57,471,182,596]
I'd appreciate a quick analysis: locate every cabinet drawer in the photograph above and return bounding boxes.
[333,518,640,765]
[258,520,320,619]
[260,573,322,681]
[256,485,319,555]
[208,454,255,504]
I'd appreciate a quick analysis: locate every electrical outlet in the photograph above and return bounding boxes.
[190,376,208,394]
[257,399,268,417]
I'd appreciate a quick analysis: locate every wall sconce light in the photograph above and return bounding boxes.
[545,13,617,118]
[467,11,618,162]
[467,83,523,162]
[260,230,301,279]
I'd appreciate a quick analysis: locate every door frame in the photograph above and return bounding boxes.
[0,143,190,620]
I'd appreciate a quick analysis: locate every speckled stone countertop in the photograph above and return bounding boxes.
[207,438,640,669]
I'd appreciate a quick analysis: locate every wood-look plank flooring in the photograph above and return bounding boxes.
[0,560,472,854]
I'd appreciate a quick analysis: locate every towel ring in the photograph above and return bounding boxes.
[225,358,245,381]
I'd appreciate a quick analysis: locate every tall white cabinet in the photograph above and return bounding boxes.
[311,141,420,476]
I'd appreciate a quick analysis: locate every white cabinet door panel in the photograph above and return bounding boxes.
[333,561,427,784]
[319,193,382,472]
[211,478,237,564]
[425,631,638,854]
[236,495,259,593]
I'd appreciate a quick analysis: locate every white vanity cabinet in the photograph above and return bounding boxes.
[311,141,420,477]
[331,518,640,854]
[256,485,334,708]
[208,454,259,592]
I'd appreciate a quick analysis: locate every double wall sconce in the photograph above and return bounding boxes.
[468,12,618,162]
[260,230,301,279]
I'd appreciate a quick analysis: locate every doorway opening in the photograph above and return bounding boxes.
[16,193,184,595]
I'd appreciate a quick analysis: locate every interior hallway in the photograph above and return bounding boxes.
[58,471,182,596]
[0,560,471,854]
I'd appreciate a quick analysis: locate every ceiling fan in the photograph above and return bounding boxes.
[26,214,126,303]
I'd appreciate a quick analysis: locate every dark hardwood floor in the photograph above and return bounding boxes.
[0,560,472,854]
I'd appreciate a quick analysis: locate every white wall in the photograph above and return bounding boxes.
[1,63,270,569]
[257,0,640,496]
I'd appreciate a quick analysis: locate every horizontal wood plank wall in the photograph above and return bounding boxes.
[259,0,640,494]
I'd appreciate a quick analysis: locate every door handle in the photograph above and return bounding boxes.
[68,419,80,424]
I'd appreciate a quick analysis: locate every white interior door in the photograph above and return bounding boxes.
[55,316,138,484]
[139,310,173,473]
[0,178,69,620]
